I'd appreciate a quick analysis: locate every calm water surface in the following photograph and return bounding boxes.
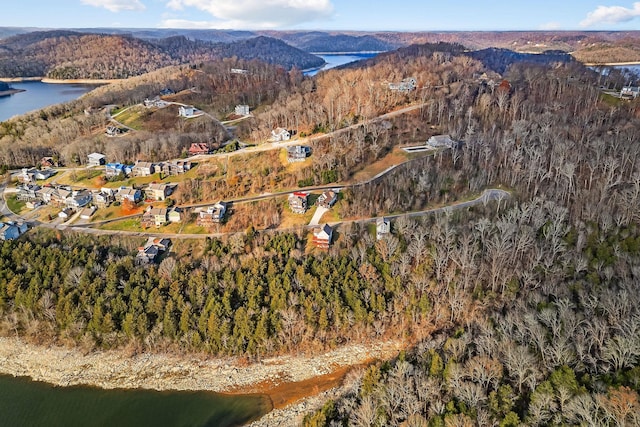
[0,81,99,122]
[0,374,270,427]
[305,53,379,76]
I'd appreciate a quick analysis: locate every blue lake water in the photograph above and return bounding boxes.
[0,81,100,122]
[305,53,380,76]
[0,373,270,427]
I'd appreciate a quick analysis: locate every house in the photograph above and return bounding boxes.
[80,206,97,220]
[161,161,191,176]
[0,222,21,241]
[132,161,156,177]
[88,153,106,167]
[427,135,458,149]
[288,192,309,214]
[235,105,250,116]
[168,207,183,223]
[117,187,142,203]
[271,128,291,142]
[317,190,338,209]
[313,224,333,249]
[26,200,42,209]
[33,169,56,181]
[40,157,58,169]
[197,201,228,227]
[65,190,93,209]
[144,96,169,108]
[188,143,210,156]
[389,77,417,92]
[287,145,310,162]
[51,187,72,207]
[16,184,41,202]
[621,86,640,99]
[136,237,171,264]
[105,162,129,178]
[105,126,121,137]
[18,168,38,183]
[231,68,249,75]
[141,206,168,228]
[36,186,57,204]
[94,188,115,208]
[160,88,174,96]
[178,105,196,118]
[376,217,391,240]
[145,183,173,201]
[58,208,74,219]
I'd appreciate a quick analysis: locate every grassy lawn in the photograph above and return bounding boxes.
[55,169,103,188]
[6,194,26,214]
[179,222,208,234]
[114,107,145,130]
[99,218,142,232]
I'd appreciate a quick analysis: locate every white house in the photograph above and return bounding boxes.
[427,135,457,148]
[88,153,106,167]
[621,86,640,99]
[376,217,391,240]
[178,105,196,118]
[271,127,291,142]
[235,105,250,116]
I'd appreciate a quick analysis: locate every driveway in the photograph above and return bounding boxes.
[309,206,329,226]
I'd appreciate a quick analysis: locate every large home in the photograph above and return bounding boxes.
[161,161,191,176]
[271,128,291,142]
[288,192,309,214]
[50,187,72,207]
[117,187,142,203]
[0,222,27,241]
[16,184,41,202]
[427,134,458,149]
[388,77,417,92]
[141,206,168,228]
[136,237,171,264]
[317,190,338,209]
[88,153,106,167]
[188,143,211,156]
[178,105,196,118]
[145,183,173,201]
[287,145,310,162]
[144,96,169,108]
[40,157,58,169]
[19,168,56,183]
[105,162,130,178]
[313,224,333,249]
[132,161,156,177]
[94,188,115,208]
[376,217,391,240]
[105,126,121,137]
[65,190,93,209]
[235,104,250,116]
[197,201,228,227]
[621,86,640,99]
[231,68,249,75]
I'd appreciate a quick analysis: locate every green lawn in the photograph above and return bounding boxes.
[6,194,26,214]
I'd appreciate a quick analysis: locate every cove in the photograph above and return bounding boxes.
[0,374,271,427]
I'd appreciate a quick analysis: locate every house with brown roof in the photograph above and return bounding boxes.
[313,224,333,249]
[188,143,210,156]
[317,190,337,209]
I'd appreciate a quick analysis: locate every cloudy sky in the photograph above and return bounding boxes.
[5,0,640,31]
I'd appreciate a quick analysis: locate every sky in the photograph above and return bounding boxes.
[4,0,640,31]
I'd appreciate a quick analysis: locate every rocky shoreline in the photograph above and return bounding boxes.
[0,336,401,423]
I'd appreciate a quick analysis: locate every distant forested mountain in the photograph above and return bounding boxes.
[0,31,324,79]
[468,48,575,74]
[273,31,396,53]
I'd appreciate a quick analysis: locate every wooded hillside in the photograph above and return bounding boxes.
[0,31,324,79]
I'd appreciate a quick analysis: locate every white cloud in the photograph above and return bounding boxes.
[539,21,562,30]
[164,0,334,29]
[81,0,145,12]
[580,2,640,27]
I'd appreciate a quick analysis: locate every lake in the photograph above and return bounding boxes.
[305,53,380,76]
[0,81,100,122]
[0,374,270,427]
